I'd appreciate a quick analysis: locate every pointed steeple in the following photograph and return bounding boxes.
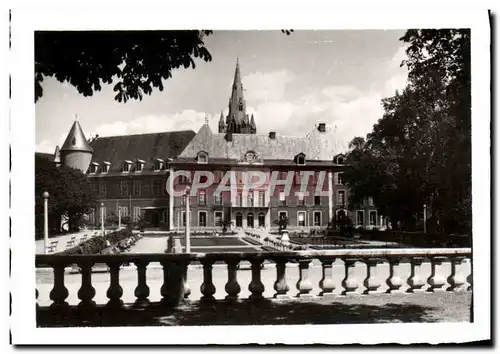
[227,58,246,130]
[53,145,61,166]
[60,120,93,153]
[218,111,225,133]
[250,113,256,133]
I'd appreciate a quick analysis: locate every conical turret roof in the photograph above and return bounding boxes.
[250,114,256,128]
[60,120,93,153]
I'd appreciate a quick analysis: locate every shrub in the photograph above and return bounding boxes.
[58,228,133,255]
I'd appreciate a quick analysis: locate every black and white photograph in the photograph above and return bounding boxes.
[8,3,491,346]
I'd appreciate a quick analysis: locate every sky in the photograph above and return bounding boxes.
[35,30,409,154]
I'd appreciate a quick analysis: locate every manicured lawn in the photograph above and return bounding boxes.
[191,247,261,253]
[179,237,248,247]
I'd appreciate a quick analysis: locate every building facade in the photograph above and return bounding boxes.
[46,60,382,232]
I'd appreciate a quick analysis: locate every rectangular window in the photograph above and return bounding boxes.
[153,160,163,171]
[199,211,207,227]
[356,210,365,226]
[133,180,141,197]
[120,180,129,197]
[278,171,287,180]
[247,192,254,207]
[258,191,266,207]
[369,211,377,226]
[298,211,306,227]
[295,171,301,184]
[99,182,107,197]
[89,164,97,174]
[120,206,129,217]
[133,206,141,222]
[314,211,321,226]
[135,162,143,172]
[279,191,286,206]
[102,164,109,174]
[235,192,242,207]
[278,211,287,221]
[297,192,305,206]
[89,210,95,224]
[214,211,223,227]
[122,162,131,173]
[199,191,206,206]
[162,209,168,223]
[368,197,374,206]
[180,195,186,206]
[314,195,321,206]
[214,193,222,205]
[153,180,161,196]
[337,172,345,185]
[337,190,346,206]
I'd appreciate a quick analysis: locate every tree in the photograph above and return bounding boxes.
[35,155,97,234]
[344,29,471,234]
[35,30,213,103]
[35,30,294,103]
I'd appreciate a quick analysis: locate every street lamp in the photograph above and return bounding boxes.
[423,204,427,234]
[43,191,49,254]
[185,186,191,253]
[101,202,105,237]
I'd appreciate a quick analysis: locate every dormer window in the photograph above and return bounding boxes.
[334,154,346,165]
[153,158,164,171]
[197,151,208,164]
[122,160,132,173]
[102,161,110,174]
[89,162,99,174]
[135,159,145,173]
[295,153,306,166]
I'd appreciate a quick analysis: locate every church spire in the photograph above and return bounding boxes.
[218,111,225,133]
[227,58,247,132]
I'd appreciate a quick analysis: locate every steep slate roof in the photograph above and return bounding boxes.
[89,130,196,174]
[60,121,93,153]
[178,124,340,162]
[35,152,54,161]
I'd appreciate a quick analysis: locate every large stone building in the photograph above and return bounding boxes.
[43,60,382,232]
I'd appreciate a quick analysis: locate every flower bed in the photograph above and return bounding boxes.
[57,228,136,255]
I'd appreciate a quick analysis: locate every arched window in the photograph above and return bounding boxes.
[295,153,306,165]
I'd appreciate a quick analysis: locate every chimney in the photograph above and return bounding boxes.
[269,131,276,140]
[318,123,326,133]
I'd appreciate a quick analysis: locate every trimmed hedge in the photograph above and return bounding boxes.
[58,229,135,255]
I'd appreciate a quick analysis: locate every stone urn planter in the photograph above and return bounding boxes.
[281,229,290,245]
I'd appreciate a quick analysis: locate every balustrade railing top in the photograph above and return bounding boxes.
[36,248,472,311]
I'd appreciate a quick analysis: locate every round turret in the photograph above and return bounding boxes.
[59,120,93,173]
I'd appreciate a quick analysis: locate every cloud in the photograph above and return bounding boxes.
[35,140,56,154]
[242,70,295,102]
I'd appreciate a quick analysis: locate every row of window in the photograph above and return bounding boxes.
[89,159,167,174]
[93,179,165,198]
[196,151,346,166]
[89,206,142,223]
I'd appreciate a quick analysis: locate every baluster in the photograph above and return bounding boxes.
[248,258,265,300]
[182,262,191,300]
[407,257,425,293]
[77,260,96,308]
[427,256,447,292]
[106,261,123,308]
[447,256,466,291]
[296,259,313,298]
[363,258,381,295]
[49,261,69,309]
[386,259,403,293]
[225,259,241,301]
[319,258,336,296]
[341,258,359,295]
[467,272,473,291]
[160,260,174,305]
[133,260,150,307]
[273,258,289,299]
[200,259,216,302]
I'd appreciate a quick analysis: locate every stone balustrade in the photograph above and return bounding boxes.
[36,248,472,309]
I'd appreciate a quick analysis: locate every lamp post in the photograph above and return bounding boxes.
[118,206,121,229]
[43,191,49,254]
[101,202,105,237]
[423,204,427,234]
[185,187,191,253]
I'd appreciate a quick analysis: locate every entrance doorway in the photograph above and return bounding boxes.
[258,213,265,227]
[236,212,243,227]
[247,213,254,228]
